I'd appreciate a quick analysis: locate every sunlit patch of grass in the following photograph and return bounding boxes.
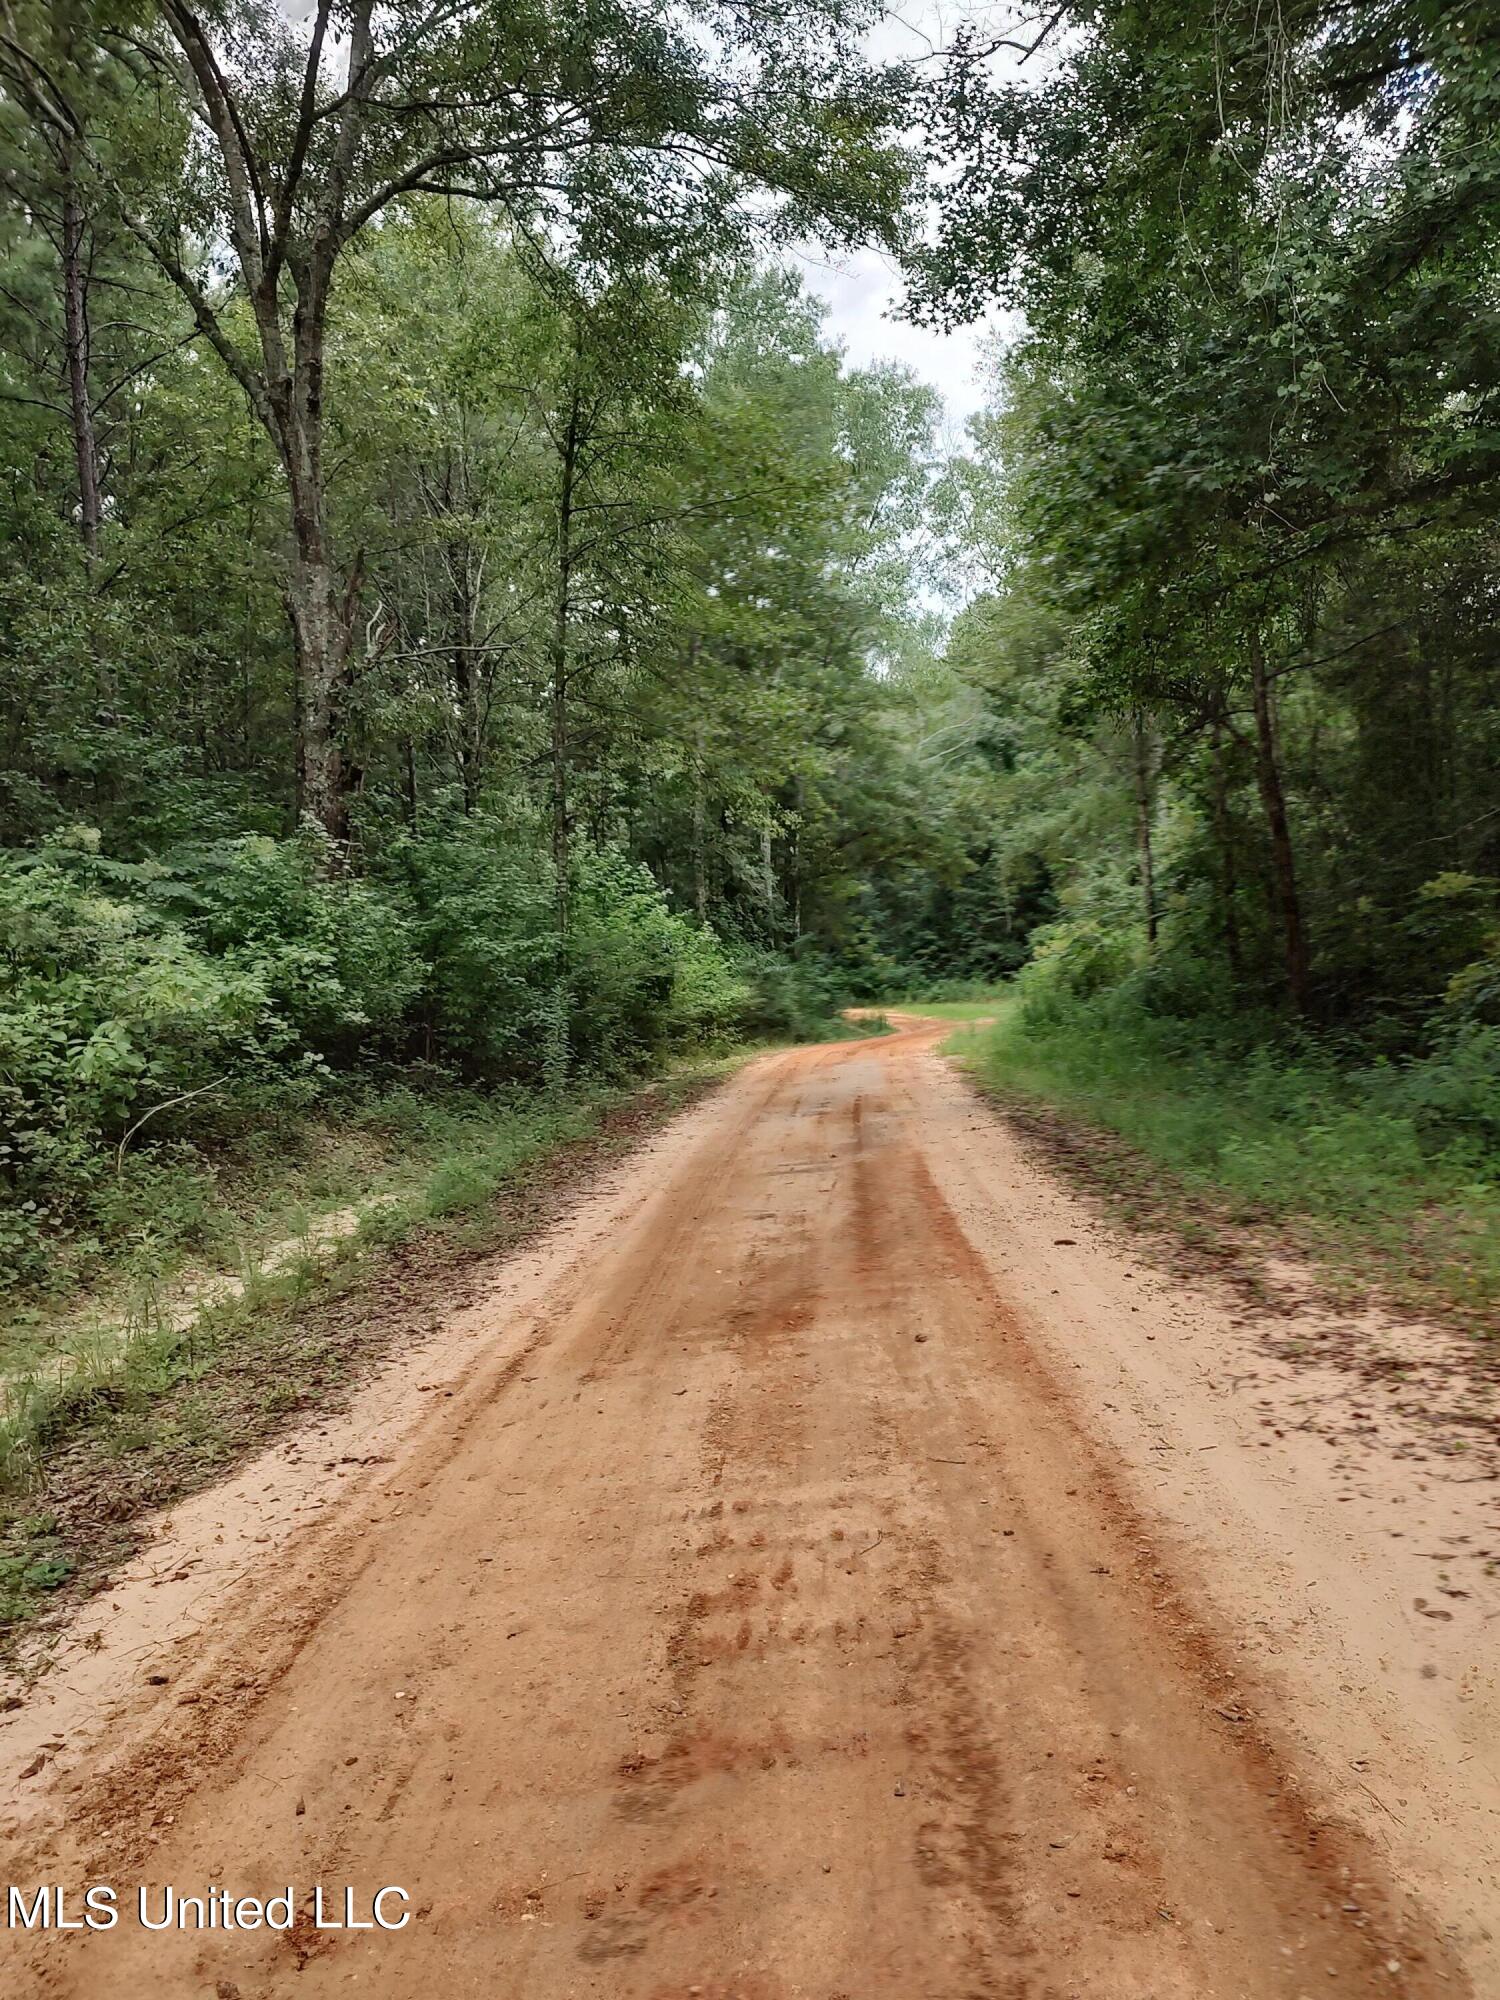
[890,982,1011,1023]
[901,998,1006,1022]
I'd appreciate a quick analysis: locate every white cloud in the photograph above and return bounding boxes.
[793,3,1041,440]
[792,240,1006,442]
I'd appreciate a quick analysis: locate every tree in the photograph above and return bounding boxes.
[916,0,1500,1020]
[3,0,909,847]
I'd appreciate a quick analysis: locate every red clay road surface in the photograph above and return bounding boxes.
[3,1021,1497,1997]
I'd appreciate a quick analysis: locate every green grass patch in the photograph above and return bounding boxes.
[891,993,1008,1022]
[960,997,1500,1324]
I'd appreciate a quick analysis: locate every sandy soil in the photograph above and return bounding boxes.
[1,1021,1496,1998]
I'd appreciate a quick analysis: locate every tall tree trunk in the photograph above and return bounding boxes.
[59,152,101,561]
[1131,711,1158,948]
[403,736,418,830]
[443,443,484,815]
[1208,717,1243,981]
[760,824,776,945]
[271,191,368,856]
[692,709,708,925]
[791,773,804,943]
[1248,627,1311,1014]
[453,546,482,815]
[286,512,354,852]
[550,382,581,940]
[273,260,359,856]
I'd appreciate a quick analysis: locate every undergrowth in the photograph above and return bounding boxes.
[964,997,1500,1323]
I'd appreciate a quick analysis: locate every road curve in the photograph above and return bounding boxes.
[3,1023,1492,1998]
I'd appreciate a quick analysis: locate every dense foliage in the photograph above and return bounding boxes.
[0,1,989,1289]
[914,1,1499,1068]
[1,0,1496,1298]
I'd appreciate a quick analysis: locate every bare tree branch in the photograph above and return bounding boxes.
[160,0,269,286]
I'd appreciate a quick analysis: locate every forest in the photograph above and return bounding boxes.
[0,0,1496,1317]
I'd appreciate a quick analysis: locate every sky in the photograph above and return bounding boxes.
[792,237,998,445]
[791,2,1032,444]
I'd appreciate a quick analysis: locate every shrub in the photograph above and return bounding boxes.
[1373,1024,1500,1153]
[1014,915,1146,1020]
[1445,929,1500,1028]
[734,950,857,1041]
[387,826,560,1076]
[665,918,750,1044]
[0,847,274,1282]
[0,823,748,1289]
[176,832,423,1052]
[568,847,744,1067]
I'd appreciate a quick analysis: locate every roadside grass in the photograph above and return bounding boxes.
[956,999,1500,1326]
[0,1054,745,1383]
[1,1082,585,1374]
[2,1117,388,1382]
[892,995,1007,1022]
[0,1055,735,1646]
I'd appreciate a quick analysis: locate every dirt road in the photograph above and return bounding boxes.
[3,1023,1497,1998]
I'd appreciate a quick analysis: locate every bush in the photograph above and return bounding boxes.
[666,918,751,1044]
[0,845,275,1283]
[569,847,747,1065]
[171,832,424,1052]
[1373,1024,1500,1153]
[391,830,744,1079]
[1445,928,1500,1028]
[0,825,749,1287]
[734,950,859,1041]
[389,828,561,1075]
[1019,914,1147,1018]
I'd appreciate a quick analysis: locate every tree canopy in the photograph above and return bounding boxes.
[1,0,1496,1291]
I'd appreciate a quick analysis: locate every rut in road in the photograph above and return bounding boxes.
[4,1027,1468,1999]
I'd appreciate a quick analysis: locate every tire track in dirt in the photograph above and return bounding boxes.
[0,1024,1480,1998]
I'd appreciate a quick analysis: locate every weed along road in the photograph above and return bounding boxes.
[2,1022,1496,1999]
